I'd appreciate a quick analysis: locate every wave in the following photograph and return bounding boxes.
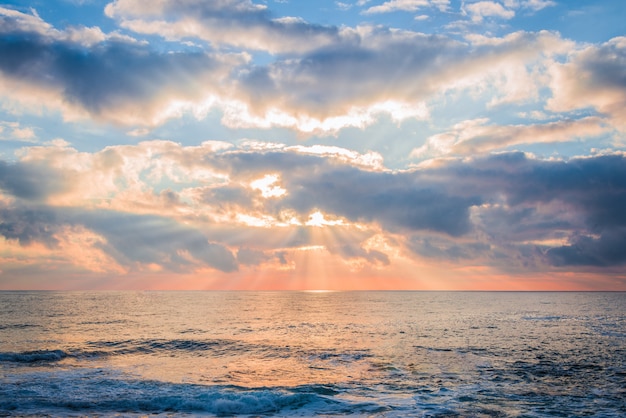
[0,349,68,363]
[0,370,381,417]
[0,339,374,369]
[522,315,564,321]
[87,338,249,358]
[86,338,373,364]
[0,324,41,330]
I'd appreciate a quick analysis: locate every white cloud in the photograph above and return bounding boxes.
[126,128,151,137]
[364,0,449,14]
[0,121,38,143]
[411,116,609,158]
[250,174,287,198]
[547,37,626,132]
[104,0,343,54]
[458,0,554,25]
[336,2,353,11]
[464,1,515,22]
[286,145,385,170]
[522,0,556,12]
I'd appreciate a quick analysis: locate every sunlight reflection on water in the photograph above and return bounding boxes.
[1,291,625,416]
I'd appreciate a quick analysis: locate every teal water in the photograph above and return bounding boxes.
[1,291,625,416]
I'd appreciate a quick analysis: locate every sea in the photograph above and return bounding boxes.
[0,291,624,417]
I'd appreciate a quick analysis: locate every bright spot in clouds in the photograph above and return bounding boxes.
[250,174,287,198]
[306,211,346,227]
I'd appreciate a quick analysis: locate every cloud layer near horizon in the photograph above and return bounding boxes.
[1,140,625,288]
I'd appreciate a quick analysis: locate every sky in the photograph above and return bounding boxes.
[0,0,625,290]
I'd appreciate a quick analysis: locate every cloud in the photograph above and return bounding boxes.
[500,153,626,232]
[0,205,61,247]
[12,139,233,209]
[546,228,626,267]
[237,247,272,266]
[433,152,626,265]
[411,116,609,158]
[0,121,37,143]
[280,165,480,236]
[363,0,449,14]
[0,6,133,46]
[1,139,625,285]
[195,148,478,235]
[464,1,515,22]
[0,6,579,134]
[0,0,624,291]
[519,0,555,12]
[0,6,54,36]
[228,28,573,136]
[548,37,626,131]
[76,210,238,273]
[0,203,238,273]
[104,0,344,54]
[407,235,492,261]
[207,145,626,270]
[446,0,555,32]
[231,29,567,131]
[235,28,451,120]
[0,7,241,126]
[0,160,68,201]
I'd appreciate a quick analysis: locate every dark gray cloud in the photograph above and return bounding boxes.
[408,236,492,261]
[203,148,626,268]
[0,19,230,124]
[443,152,626,230]
[546,228,626,267]
[237,32,463,118]
[210,149,323,177]
[423,152,626,266]
[577,39,626,95]
[204,149,481,236]
[470,203,575,253]
[195,185,255,211]
[210,148,626,267]
[0,204,237,273]
[236,247,270,266]
[75,210,238,273]
[0,161,68,201]
[0,205,60,247]
[283,166,480,236]
[334,244,390,266]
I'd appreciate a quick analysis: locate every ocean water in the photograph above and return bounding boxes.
[0,291,624,417]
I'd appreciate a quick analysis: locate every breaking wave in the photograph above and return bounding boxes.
[0,370,378,417]
[0,349,68,363]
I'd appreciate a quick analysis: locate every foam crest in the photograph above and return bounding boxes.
[0,370,364,416]
[0,349,68,363]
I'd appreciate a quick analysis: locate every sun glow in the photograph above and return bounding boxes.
[305,211,346,227]
[250,174,287,198]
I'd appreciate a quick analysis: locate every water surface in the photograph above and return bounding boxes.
[1,291,624,416]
